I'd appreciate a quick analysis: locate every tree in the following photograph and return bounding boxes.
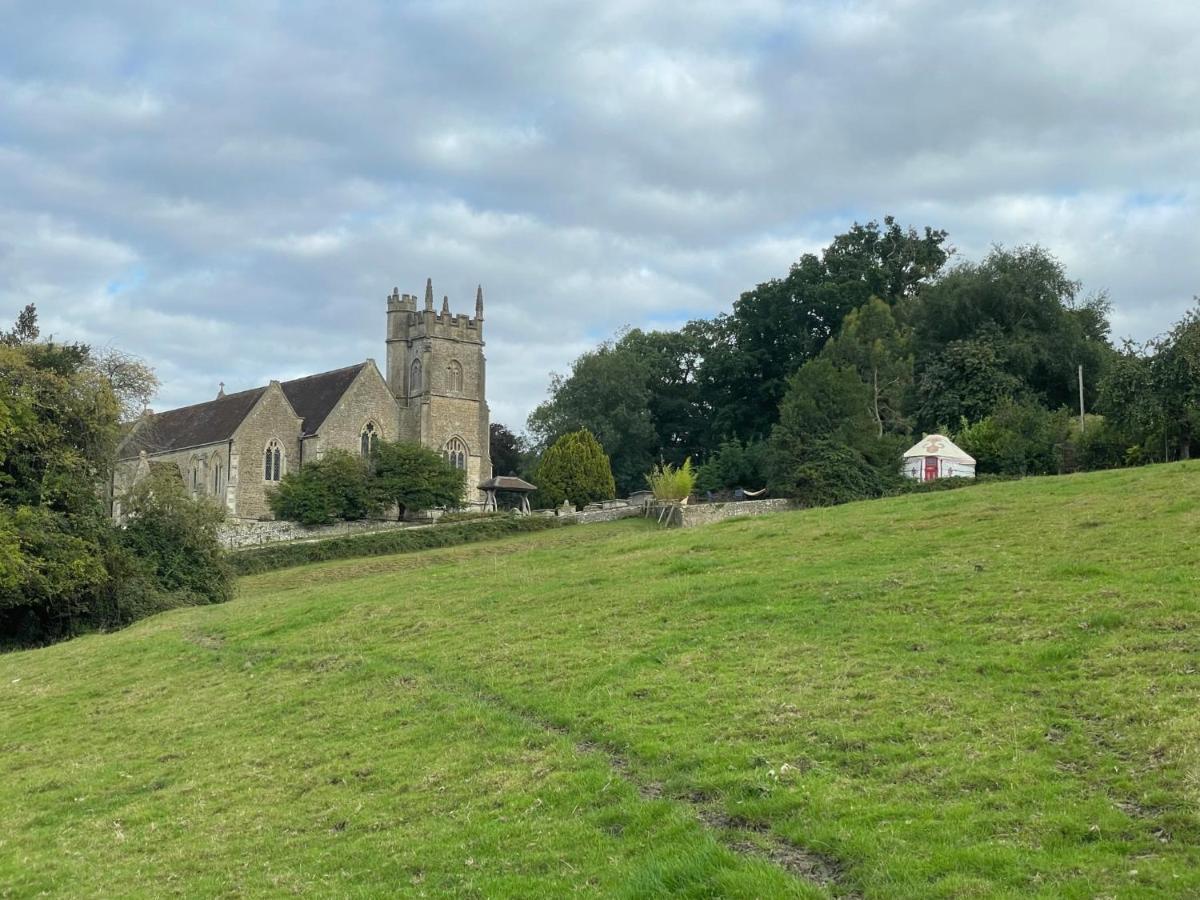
[909,245,1112,428]
[489,423,526,477]
[533,429,617,509]
[119,465,232,605]
[1,303,39,346]
[913,326,1026,428]
[823,296,913,437]
[766,358,900,505]
[527,334,658,495]
[0,306,231,647]
[707,217,950,440]
[268,450,378,525]
[1101,304,1200,461]
[93,347,160,421]
[370,440,466,519]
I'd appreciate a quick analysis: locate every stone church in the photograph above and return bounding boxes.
[115,279,491,520]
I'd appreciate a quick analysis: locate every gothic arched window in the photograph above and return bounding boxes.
[410,358,423,396]
[360,421,380,457]
[264,439,284,482]
[191,456,203,495]
[447,359,464,393]
[444,436,468,471]
[211,454,224,495]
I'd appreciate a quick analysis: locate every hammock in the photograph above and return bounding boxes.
[741,487,767,498]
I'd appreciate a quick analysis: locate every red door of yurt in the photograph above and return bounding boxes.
[924,456,938,481]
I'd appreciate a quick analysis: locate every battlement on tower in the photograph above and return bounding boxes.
[385,279,485,342]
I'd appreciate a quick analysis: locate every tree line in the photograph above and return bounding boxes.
[499,217,1198,506]
[0,306,231,647]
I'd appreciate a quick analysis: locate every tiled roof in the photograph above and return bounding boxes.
[119,386,267,459]
[119,362,369,459]
[479,475,538,492]
[280,363,367,436]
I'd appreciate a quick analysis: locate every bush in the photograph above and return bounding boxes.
[119,466,233,606]
[268,450,378,526]
[647,458,696,502]
[955,400,1071,476]
[1070,415,1134,472]
[696,440,768,493]
[767,437,890,507]
[229,516,568,575]
[533,429,617,509]
[371,440,466,518]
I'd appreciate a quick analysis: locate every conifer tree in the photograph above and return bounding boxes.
[533,429,617,510]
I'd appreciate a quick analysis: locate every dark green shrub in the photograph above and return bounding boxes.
[768,437,889,507]
[533,429,617,509]
[268,449,377,525]
[119,466,232,606]
[696,440,768,492]
[955,400,1070,476]
[371,440,466,518]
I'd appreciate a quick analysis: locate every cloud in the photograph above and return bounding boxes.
[1,0,1198,427]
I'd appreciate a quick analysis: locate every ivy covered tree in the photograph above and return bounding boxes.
[533,429,617,510]
[706,217,950,440]
[910,246,1112,428]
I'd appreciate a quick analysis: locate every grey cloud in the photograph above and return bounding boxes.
[1,0,1198,425]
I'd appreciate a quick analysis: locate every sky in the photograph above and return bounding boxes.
[2,1,1198,430]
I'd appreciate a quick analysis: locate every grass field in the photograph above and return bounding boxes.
[4,463,1200,897]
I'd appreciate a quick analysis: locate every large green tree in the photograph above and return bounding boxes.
[909,245,1112,428]
[704,217,950,440]
[528,330,690,495]
[822,296,913,437]
[0,306,226,646]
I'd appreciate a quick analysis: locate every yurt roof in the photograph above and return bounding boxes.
[902,434,975,463]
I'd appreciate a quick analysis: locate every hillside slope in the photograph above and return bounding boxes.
[4,464,1200,897]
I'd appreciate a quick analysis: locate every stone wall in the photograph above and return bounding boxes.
[218,517,412,550]
[230,383,303,520]
[654,498,794,528]
[304,362,401,459]
[567,505,645,525]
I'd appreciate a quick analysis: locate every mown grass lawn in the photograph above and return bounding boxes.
[4,462,1200,897]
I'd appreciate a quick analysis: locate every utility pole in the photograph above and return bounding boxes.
[1078,364,1086,432]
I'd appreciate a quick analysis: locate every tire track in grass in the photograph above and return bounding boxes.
[391,657,857,895]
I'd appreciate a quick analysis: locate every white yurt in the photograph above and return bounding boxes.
[902,434,976,482]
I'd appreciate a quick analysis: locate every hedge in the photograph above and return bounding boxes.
[228,516,570,576]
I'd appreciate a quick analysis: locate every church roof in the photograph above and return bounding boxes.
[280,363,367,437]
[119,386,268,459]
[118,362,369,459]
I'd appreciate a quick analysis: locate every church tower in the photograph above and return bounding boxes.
[385,278,491,504]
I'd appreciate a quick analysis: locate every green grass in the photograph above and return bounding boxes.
[4,462,1200,897]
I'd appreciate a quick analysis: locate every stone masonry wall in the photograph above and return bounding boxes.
[230,384,303,520]
[218,518,411,550]
[304,362,401,460]
[665,498,794,528]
